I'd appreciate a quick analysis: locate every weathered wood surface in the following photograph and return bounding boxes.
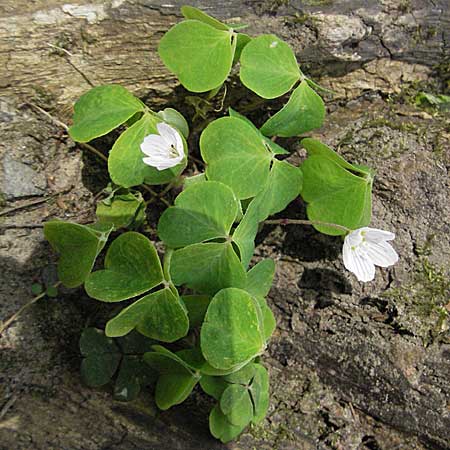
[1,1,449,449]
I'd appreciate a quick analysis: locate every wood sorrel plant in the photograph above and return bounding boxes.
[44,6,398,443]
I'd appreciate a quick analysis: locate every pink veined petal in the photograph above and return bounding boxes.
[343,244,375,282]
[364,241,399,267]
[363,227,395,242]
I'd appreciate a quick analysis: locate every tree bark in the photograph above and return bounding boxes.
[1,1,449,449]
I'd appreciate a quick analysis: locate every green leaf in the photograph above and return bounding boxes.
[220,384,253,427]
[228,107,289,155]
[96,191,145,230]
[170,242,246,295]
[210,404,246,443]
[233,159,302,267]
[183,172,206,188]
[260,80,325,137]
[108,113,187,188]
[116,331,155,354]
[158,181,239,248]
[144,345,194,373]
[114,355,156,401]
[245,259,275,298]
[201,288,265,371]
[200,375,228,400]
[79,328,121,387]
[156,108,190,139]
[301,155,373,235]
[85,232,164,302]
[31,283,43,295]
[105,288,189,342]
[44,221,112,288]
[69,85,145,142]
[233,33,251,64]
[301,138,371,176]
[240,34,301,99]
[144,346,199,410]
[159,20,236,92]
[155,372,199,410]
[200,117,273,199]
[255,296,276,341]
[224,363,256,385]
[182,295,211,328]
[181,6,230,31]
[249,364,270,423]
[176,348,233,376]
[46,285,59,298]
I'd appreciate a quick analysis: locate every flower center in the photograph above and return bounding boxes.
[168,144,179,158]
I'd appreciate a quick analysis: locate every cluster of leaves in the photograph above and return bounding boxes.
[43,5,375,443]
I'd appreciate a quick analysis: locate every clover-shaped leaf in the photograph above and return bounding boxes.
[245,259,275,298]
[108,113,187,188]
[301,141,373,235]
[249,363,270,423]
[255,296,276,341]
[170,242,246,295]
[302,138,372,176]
[260,80,325,137]
[106,287,189,342]
[156,107,190,139]
[181,6,230,31]
[158,181,239,248]
[144,345,200,410]
[85,232,164,302]
[159,20,236,92]
[114,355,156,401]
[209,404,246,443]
[228,108,289,155]
[44,221,112,288]
[234,159,303,267]
[182,295,211,329]
[177,347,234,377]
[201,288,265,371]
[96,191,145,230]
[200,117,273,199]
[220,384,254,427]
[80,328,121,387]
[240,35,301,99]
[69,85,146,143]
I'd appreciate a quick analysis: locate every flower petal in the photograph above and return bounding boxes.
[140,136,168,156]
[363,227,395,242]
[157,122,184,158]
[343,244,375,282]
[365,241,398,267]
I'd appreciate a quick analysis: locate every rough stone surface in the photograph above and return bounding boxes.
[0,1,449,450]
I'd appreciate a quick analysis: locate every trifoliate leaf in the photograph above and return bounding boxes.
[240,35,301,99]
[85,232,164,302]
[260,80,325,137]
[201,288,265,371]
[69,85,145,142]
[44,221,112,288]
[200,117,273,199]
[158,181,239,248]
[159,20,236,92]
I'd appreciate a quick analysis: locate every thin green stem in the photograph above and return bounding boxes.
[264,218,351,233]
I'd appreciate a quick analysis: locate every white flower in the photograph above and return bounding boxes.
[343,227,399,282]
[140,122,184,171]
